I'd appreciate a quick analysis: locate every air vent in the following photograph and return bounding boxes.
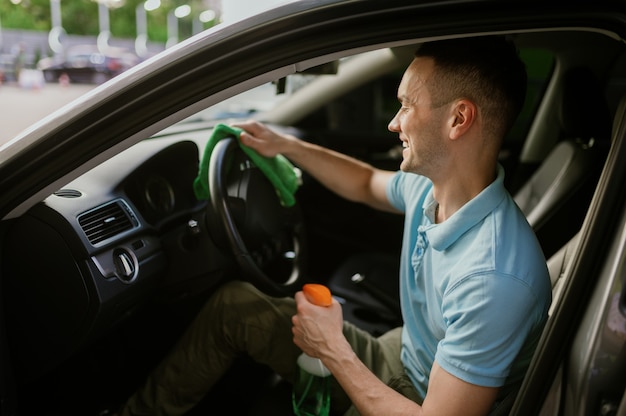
[54,189,83,198]
[78,199,139,246]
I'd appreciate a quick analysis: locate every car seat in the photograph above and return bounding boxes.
[513,66,611,258]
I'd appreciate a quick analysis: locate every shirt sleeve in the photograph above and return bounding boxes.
[386,170,406,212]
[435,271,545,387]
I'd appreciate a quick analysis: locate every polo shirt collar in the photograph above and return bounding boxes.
[421,165,507,251]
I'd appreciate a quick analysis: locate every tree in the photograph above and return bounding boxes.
[1,0,216,43]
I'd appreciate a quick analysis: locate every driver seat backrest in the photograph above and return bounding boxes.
[547,231,581,316]
[513,66,611,258]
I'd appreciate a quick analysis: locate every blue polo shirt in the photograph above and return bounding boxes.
[386,166,551,400]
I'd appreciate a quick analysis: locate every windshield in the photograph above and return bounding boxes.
[195,82,285,121]
[185,73,319,123]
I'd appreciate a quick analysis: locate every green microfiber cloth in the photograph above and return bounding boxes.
[193,123,300,207]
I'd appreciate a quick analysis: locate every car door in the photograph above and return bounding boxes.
[513,90,626,416]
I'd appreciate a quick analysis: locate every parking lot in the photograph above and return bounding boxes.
[0,82,94,145]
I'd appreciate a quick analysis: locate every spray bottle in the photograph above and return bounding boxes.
[292,284,333,416]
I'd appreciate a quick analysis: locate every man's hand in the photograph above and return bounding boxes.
[234,120,297,158]
[291,290,344,358]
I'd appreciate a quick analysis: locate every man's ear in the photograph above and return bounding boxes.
[449,100,476,140]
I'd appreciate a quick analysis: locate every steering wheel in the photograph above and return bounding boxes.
[208,136,307,297]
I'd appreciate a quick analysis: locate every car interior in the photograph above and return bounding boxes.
[1,25,626,415]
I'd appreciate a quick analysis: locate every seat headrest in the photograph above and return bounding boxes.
[559,67,611,141]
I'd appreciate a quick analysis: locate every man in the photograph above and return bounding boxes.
[120,36,552,416]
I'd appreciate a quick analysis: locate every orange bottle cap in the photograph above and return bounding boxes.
[302,284,332,307]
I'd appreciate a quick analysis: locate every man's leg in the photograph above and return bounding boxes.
[120,281,301,416]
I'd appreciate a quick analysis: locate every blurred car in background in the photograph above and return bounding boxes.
[38,45,138,84]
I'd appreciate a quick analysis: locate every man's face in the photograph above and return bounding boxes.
[388,57,449,177]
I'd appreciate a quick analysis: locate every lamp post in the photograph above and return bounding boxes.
[48,0,65,55]
[97,1,111,53]
[135,0,160,58]
[194,9,216,35]
[166,5,191,49]
[96,0,124,54]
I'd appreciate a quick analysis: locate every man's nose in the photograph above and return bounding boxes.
[388,111,400,132]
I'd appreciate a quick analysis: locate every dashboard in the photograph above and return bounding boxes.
[2,134,235,382]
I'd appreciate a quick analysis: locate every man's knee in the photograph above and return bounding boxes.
[207,280,282,324]
[215,280,261,307]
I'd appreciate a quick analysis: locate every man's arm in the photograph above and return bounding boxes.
[292,291,500,416]
[327,351,499,416]
[236,120,398,213]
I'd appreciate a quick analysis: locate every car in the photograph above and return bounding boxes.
[1,0,626,415]
[38,45,138,84]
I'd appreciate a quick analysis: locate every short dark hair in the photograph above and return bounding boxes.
[415,36,527,140]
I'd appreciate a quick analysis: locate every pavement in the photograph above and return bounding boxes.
[0,82,95,145]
